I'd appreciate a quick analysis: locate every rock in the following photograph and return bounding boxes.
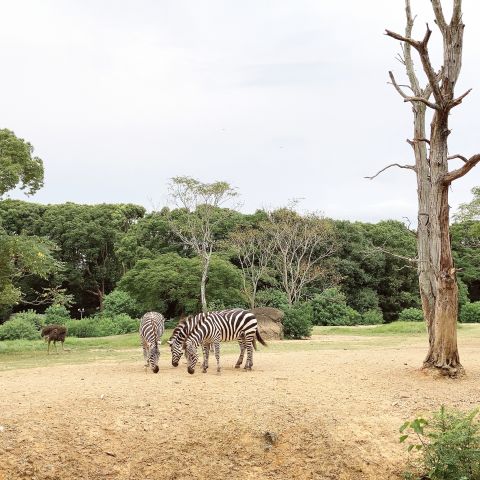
[250,307,284,340]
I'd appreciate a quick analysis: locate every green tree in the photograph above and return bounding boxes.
[0,129,44,197]
[36,203,145,311]
[167,176,238,311]
[118,253,244,316]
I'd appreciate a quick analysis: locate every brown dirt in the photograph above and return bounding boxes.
[1,334,480,480]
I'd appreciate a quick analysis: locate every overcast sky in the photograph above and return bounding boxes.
[2,0,479,223]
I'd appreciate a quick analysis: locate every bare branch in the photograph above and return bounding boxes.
[443,154,480,184]
[451,0,462,25]
[413,138,430,144]
[385,29,420,49]
[449,88,472,108]
[431,0,447,32]
[388,71,409,99]
[447,154,467,163]
[365,163,416,180]
[403,95,439,110]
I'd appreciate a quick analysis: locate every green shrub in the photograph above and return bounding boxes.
[283,302,313,339]
[460,302,480,323]
[44,304,70,325]
[0,318,39,340]
[255,289,289,310]
[66,314,140,338]
[102,290,142,317]
[400,406,480,480]
[10,310,45,330]
[312,288,362,326]
[398,307,424,322]
[359,309,384,325]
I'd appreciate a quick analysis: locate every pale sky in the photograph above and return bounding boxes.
[2,0,479,222]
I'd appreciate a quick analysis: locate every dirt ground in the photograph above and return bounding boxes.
[1,334,480,480]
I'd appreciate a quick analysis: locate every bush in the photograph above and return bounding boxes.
[312,288,362,326]
[460,302,480,323]
[44,304,70,325]
[66,314,140,338]
[398,307,424,322]
[10,310,45,330]
[102,290,142,317]
[255,289,289,310]
[283,302,313,339]
[400,406,480,480]
[0,318,39,340]
[359,309,384,325]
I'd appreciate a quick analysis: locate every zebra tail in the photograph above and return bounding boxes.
[256,329,267,347]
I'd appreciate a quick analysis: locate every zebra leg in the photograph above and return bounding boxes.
[235,338,246,368]
[142,340,148,371]
[214,341,221,374]
[202,343,210,373]
[244,339,254,371]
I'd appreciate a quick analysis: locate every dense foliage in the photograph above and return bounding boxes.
[1,192,479,335]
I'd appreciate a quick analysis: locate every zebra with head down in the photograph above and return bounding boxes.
[140,311,165,373]
[167,310,260,371]
[183,308,267,374]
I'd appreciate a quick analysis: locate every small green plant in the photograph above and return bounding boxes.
[359,309,384,325]
[460,302,480,324]
[312,288,363,326]
[0,318,39,340]
[44,304,70,325]
[255,289,289,310]
[400,406,480,480]
[10,310,45,330]
[102,289,142,317]
[398,307,424,322]
[283,302,313,339]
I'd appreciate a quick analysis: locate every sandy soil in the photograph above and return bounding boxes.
[1,334,480,480]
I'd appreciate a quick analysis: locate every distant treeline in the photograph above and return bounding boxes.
[0,199,478,323]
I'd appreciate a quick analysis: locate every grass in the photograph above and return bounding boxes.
[1,322,479,371]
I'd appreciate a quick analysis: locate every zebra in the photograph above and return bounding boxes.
[139,311,165,373]
[183,308,267,375]
[167,311,258,370]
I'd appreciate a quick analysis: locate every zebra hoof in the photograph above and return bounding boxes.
[187,367,195,375]
[235,364,241,368]
[202,368,207,373]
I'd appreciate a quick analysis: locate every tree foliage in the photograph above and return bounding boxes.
[0,129,44,197]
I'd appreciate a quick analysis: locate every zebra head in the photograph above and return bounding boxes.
[147,343,160,373]
[167,336,183,367]
[185,339,198,374]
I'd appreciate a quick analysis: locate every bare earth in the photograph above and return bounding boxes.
[1,334,480,480]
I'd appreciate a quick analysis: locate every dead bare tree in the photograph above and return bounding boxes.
[228,227,273,308]
[370,0,480,376]
[266,208,337,305]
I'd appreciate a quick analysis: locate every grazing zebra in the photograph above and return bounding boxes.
[139,311,165,373]
[184,308,267,374]
[167,312,257,370]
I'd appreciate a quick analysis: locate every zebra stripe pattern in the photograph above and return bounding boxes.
[184,308,266,374]
[168,311,259,370]
[139,311,165,373]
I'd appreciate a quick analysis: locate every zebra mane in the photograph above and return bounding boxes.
[169,316,191,341]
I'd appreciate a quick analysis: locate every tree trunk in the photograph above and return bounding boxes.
[422,111,462,374]
[200,254,210,313]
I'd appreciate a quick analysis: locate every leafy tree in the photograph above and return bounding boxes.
[312,288,361,326]
[36,203,145,310]
[0,129,44,197]
[451,221,480,302]
[167,176,238,311]
[118,253,244,316]
[283,302,313,339]
[455,186,480,222]
[102,289,142,318]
